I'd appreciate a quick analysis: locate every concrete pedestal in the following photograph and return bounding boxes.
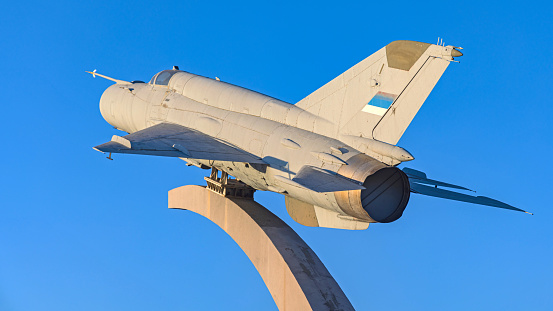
[169,185,354,311]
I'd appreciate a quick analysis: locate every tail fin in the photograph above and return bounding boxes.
[295,40,462,145]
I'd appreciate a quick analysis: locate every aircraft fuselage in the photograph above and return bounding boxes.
[98,71,410,224]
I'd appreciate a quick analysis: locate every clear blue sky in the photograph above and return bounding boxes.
[1,1,552,310]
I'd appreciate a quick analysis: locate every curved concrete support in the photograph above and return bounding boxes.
[169,185,354,311]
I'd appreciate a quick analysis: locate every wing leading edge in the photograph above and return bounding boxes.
[94,123,266,164]
[403,168,532,214]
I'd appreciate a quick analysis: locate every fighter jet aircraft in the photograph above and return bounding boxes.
[89,40,530,230]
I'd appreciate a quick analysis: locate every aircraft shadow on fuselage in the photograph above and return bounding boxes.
[262,156,293,175]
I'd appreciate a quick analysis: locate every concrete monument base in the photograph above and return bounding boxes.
[169,185,354,311]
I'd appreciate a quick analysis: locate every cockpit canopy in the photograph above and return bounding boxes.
[149,69,182,86]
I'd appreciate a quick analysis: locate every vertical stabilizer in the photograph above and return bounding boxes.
[295,41,462,145]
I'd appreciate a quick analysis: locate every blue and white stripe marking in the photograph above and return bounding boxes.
[362,92,397,116]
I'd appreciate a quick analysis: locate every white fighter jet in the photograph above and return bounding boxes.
[89,40,530,230]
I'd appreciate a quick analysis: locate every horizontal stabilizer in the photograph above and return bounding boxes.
[403,167,473,191]
[405,168,531,214]
[410,183,530,214]
[290,166,365,193]
[94,123,266,164]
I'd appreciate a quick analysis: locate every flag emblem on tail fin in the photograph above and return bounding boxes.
[362,92,397,116]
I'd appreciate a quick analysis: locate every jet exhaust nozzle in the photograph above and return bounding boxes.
[334,154,410,223]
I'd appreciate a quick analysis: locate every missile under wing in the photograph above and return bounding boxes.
[90,41,529,230]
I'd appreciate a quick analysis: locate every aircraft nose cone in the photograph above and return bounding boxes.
[452,48,463,57]
[99,84,121,128]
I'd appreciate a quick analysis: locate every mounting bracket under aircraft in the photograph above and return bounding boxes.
[89,40,530,230]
